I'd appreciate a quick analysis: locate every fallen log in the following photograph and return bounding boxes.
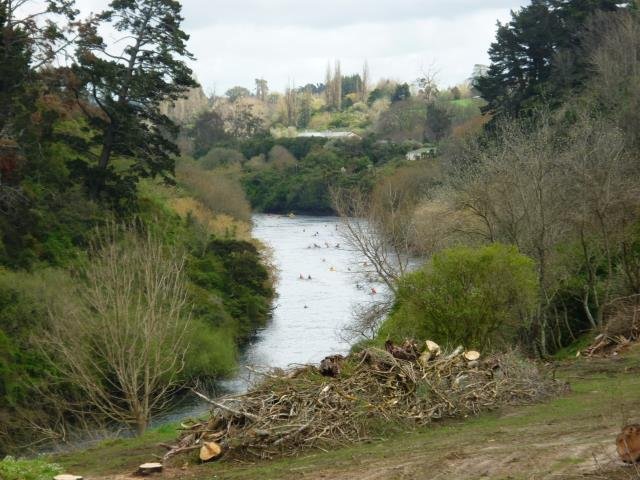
[54,475,83,480]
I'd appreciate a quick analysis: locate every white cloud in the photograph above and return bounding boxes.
[73,0,530,93]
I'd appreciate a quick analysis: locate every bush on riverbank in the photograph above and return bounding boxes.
[377,244,539,350]
[0,183,274,454]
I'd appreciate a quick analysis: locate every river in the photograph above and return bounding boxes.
[158,213,383,423]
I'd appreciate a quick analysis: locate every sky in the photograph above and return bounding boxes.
[73,0,531,95]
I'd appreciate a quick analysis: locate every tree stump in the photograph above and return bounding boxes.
[319,354,344,377]
[617,424,640,463]
[464,350,481,362]
[200,441,223,462]
[137,462,163,475]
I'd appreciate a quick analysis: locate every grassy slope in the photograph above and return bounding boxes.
[53,347,640,480]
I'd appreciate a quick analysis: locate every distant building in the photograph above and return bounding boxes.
[297,131,361,140]
[406,146,437,161]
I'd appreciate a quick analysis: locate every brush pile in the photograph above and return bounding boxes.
[583,295,640,357]
[164,342,564,461]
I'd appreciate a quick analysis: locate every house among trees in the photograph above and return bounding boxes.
[406,146,437,160]
[297,131,362,140]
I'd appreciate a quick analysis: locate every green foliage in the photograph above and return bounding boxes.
[391,83,411,103]
[0,269,74,407]
[72,0,196,200]
[200,147,247,169]
[426,102,452,141]
[183,321,237,379]
[225,86,251,102]
[379,244,539,350]
[0,457,62,480]
[476,0,626,119]
[191,110,228,158]
[242,144,378,213]
[375,98,427,142]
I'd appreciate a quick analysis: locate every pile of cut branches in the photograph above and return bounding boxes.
[164,343,564,461]
[584,296,640,357]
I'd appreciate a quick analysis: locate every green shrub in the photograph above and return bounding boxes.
[0,456,62,480]
[200,147,246,169]
[379,244,539,350]
[183,320,237,378]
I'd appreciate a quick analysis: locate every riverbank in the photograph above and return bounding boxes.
[50,345,640,479]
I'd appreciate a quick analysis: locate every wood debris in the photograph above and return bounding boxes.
[617,424,640,463]
[163,342,563,461]
[136,462,163,475]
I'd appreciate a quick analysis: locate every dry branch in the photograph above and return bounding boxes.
[164,344,564,461]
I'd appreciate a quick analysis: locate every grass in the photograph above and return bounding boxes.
[51,423,180,474]
[450,98,479,107]
[51,346,640,480]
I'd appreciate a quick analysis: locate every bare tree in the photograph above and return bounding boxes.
[42,223,191,435]
[283,82,298,126]
[561,111,640,326]
[452,109,640,352]
[255,78,268,102]
[331,186,416,295]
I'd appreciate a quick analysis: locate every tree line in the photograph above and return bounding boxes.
[336,1,640,358]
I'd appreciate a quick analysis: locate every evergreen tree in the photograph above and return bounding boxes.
[72,0,196,202]
[476,0,626,118]
[391,83,411,103]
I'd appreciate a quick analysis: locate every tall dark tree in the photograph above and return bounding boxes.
[425,102,452,141]
[391,83,411,103]
[73,0,196,201]
[476,0,626,118]
[191,110,227,158]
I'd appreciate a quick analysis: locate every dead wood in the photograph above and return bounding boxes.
[136,462,163,476]
[617,424,640,463]
[319,355,344,377]
[164,344,562,462]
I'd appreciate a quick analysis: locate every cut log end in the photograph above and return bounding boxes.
[617,424,640,463]
[137,462,163,476]
[425,340,441,355]
[464,350,481,362]
[200,441,223,462]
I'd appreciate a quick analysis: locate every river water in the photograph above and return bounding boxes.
[158,213,383,423]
